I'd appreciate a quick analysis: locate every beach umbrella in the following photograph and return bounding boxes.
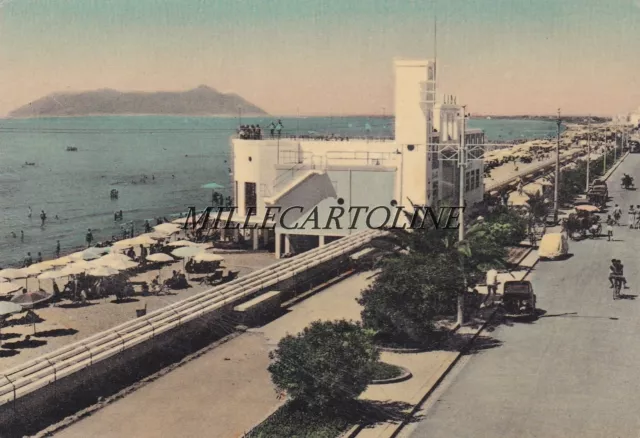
[147,253,174,263]
[112,238,138,249]
[192,253,224,263]
[172,217,189,225]
[146,232,169,241]
[201,182,225,190]
[0,268,27,280]
[0,301,22,316]
[21,264,50,277]
[166,240,199,247]
[171,246,204,259]
[93,258,137,271]
[0,282,23,297]
[37,270,67,280]
[153,223,181,235]
[576,205,600,213]
[86,266,120,277]
[79,247,110,260]
[59,262,91,277]
[11,290,52,309]
[40,256,73,267]
[130,235,158,246]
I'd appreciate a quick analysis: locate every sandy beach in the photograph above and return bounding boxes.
[0,244,276,371]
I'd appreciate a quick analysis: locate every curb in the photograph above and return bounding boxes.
[370,252,539,438]
[601,151,630,182]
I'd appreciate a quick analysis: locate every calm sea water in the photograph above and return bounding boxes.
[0,115,559,267]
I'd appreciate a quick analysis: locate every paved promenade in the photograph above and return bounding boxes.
[53,273,373,438]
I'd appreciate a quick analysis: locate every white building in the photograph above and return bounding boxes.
[230,59,485,258]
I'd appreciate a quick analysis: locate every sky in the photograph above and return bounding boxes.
[0,0,639,116]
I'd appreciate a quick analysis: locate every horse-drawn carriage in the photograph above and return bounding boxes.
[562,210,601,240]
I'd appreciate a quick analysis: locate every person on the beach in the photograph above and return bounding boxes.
[20,230,24,242]
[28,206,32,218]
[23,252,33,267]
[144,220,151,233]
[86,229,93,247]
[268,122,276,138]
[275,119,283,138]
[55,240,61,258]
[40,210,46,227]
[256,124,262,139]
[10,232,16,239]
[140,244,147,263]
[36,252,43,263]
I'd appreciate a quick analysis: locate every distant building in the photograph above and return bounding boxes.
[230,59,485,258]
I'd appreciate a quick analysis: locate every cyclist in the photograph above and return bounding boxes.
[615,259,629,289]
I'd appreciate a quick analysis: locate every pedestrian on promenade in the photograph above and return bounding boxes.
[606,215,614,241]
[486,268,498,305]
[613,204,622,225]
[275,119,283,138]
[628,205,635,228]
[86,229,93,247]
[268,122,276,138]
[55,240,60,258]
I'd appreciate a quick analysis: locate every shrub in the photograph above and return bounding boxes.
[358,251,463,343]
[268,320,379,412]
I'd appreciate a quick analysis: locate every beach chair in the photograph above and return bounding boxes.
[199,270,223,286]
[136,304,147,318]
[223,270,239,283]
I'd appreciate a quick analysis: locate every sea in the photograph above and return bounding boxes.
[0,115,560,267]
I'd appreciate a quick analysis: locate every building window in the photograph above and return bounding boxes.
[464,171,471,192]
[475,169,481,189]
[244,182,256,216]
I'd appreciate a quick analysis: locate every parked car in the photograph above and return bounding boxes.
[502,280,537,319]
[538,232,569,259]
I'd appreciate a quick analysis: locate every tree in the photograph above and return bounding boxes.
[526,192,548,224]
[268,320,379,411]
[358,250,463,343]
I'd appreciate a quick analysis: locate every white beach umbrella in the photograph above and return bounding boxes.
[59,262,91,276]
[37,270,68,280]
[146,253,174,263]
[112,238,138,249]
[21,264,51,277]
[166,240,199,247]
[153,223,181,234]
[172,217,189,225]
[94,258,137,271]
[0,281,23,297]
[129,235,158,246]
[86,266,120,277]
[40,256,73,267]
[192,253,224,263]
[171,246,204,259]
[0,268,27,280]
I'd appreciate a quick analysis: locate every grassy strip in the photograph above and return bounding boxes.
[246,402,354,438]
[371,362,404,381]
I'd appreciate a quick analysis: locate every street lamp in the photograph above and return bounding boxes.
[553,109,561,223]
[586,115,591,192]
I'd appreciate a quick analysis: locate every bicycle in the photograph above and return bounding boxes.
[612,276,623,300]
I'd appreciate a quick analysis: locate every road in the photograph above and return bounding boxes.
[404,154,640,438]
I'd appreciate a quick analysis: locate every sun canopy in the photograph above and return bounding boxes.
[153,223,181,235]
[0,268,27,280]
[166,240,199,247]
[171,246,204,258]
[0,301,23,316]
[11,290,52,308]
[201,182,225,190]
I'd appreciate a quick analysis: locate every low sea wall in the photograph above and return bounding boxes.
[0,230,383,437]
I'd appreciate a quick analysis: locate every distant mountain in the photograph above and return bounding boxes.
[8,85,268,118]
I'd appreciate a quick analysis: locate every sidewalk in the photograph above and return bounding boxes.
[351,248,538,438]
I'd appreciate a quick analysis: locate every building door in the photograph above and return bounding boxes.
[244,182,257,216]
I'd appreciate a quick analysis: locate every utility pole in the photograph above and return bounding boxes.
[586,115,591,192]
[604,128,608,173]
[554,109,561,223]
[457,105,467,327]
